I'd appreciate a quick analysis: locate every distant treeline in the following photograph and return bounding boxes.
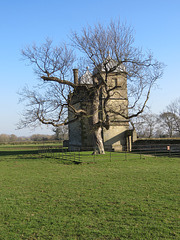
[0,134,58,143]
[0,126,69,143]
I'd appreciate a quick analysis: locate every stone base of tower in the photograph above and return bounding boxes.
[103,125,129,151]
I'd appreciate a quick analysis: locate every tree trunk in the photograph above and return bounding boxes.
[94,127,105,154]
[92,88,105,154]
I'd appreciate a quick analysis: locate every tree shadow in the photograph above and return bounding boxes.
[0,150,39,157]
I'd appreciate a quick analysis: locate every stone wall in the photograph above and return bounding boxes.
[132,138,180,154]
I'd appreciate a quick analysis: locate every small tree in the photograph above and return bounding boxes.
[19,20,164,154]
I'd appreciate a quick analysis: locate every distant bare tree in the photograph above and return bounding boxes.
[133,113,159,138]
[9,134,18,142]
[166,97,180,135]
[158,98,180,137]
[159,112,177,137]
[0,134,9,143]
[19,20,164,154]
[53,126,68,140]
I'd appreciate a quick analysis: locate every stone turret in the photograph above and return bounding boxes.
[68,58,129,151]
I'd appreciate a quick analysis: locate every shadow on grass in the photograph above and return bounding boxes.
[0,148,67,157]
[0,150,39,157]
[0,150,83,165]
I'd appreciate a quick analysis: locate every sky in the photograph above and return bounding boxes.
[0,0,180,136]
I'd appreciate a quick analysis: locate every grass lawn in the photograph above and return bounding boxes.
[0,145,179,239]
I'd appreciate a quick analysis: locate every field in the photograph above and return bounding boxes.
[0,144,179,239]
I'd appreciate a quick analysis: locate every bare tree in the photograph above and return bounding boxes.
[18,39,77,128]
[0,134,10,143]
[159,98,180,137]
[132,113,159,138]
[166,97,180,135]
[53,126,68,140]
[159,112,176,137]
[19,21,164,154]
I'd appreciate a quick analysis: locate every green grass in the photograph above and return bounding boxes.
[0,145,179,239]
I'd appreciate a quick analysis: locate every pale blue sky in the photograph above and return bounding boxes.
[0,0,180,136]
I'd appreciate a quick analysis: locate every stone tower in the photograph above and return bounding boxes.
[68,57,129,151]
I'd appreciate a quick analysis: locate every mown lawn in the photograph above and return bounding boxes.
[0,145,179,239]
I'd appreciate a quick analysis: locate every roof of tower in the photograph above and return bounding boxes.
[79,67,93,85]
[79,57,126,85]
[93,56,126,75]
